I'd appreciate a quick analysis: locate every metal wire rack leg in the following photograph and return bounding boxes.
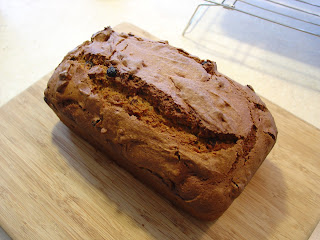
[182,4,221,36]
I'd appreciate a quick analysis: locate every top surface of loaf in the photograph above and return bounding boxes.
[69,27,263,139]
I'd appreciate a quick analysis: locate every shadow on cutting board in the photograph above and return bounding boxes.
[51,121,288,239]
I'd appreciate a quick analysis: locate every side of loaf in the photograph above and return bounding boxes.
[44,27,277,220]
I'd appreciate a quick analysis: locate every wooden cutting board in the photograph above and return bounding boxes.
[0,23,319,240]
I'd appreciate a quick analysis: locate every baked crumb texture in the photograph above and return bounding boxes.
[44,27,277,220]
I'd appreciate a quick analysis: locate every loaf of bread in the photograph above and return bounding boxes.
[44,27,277,220]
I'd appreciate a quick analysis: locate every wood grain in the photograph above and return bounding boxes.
[0,23,319,240]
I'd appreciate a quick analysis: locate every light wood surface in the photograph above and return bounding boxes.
[0,23,319,240]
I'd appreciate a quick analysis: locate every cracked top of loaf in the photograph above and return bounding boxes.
[45,27,277,220]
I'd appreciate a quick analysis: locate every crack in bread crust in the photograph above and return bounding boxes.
[65,49,239,153]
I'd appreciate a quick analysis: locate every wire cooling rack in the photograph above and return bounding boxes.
[182,0,320,37]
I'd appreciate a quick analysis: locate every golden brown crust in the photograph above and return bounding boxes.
[44,27,277,220]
